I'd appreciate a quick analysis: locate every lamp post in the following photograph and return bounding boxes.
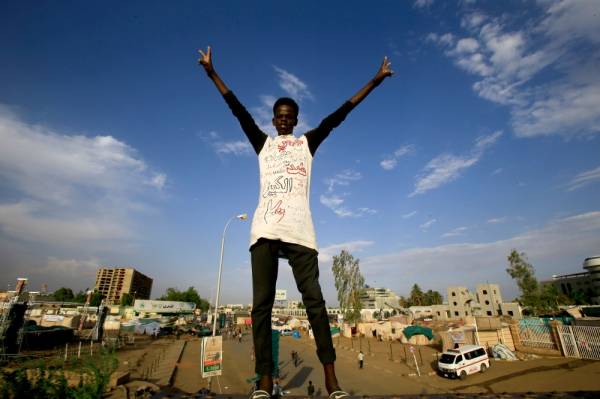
[212,213,247,337]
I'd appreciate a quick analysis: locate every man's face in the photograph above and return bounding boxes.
[272,105,298,136]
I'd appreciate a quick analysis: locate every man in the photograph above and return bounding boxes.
[198,46,392,399]
[307,381,315,398]
[358,350,365,369]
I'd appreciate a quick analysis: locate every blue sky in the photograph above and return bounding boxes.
[1,0,599,305]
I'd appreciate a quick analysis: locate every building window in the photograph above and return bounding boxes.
[453,302,457,306]
[452,292,456,296]
[487,311,492,316]
[465,311,468,316]
[483,290,487,295]
[485,300,490,305]
[454,311,459,316]
[508,310,514,316]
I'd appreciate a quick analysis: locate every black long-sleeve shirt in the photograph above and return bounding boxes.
[222,91,356,156]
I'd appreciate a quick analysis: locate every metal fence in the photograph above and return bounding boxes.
[557,325,600,360]
[517,319,557,350]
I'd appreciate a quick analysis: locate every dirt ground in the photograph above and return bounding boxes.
[114,333,600,396]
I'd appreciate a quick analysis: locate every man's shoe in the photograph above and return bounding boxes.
[250,389,271,399]
[329,390,350,399]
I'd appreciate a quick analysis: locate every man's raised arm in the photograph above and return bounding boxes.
[197,46,267,154]
[349,56,394,105]
[198,46,230,95]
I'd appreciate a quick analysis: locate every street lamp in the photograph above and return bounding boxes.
[212,213,247,336]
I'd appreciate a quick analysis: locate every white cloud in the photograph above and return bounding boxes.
[200,130,252,156]
[380,144,415,170]
[429,1,600,138]
[273,66,313,101]
[380,158,397,171]
[474,130,502,151]
[402,211,418,219]
[319,194,376,218]
[410,131,502,196]
[147,173,167,190]
[461,12,487,30]
[325,169,362,192]
[0,108,164,246]
[42,257,99,276]
[0,201,131,246]
[356,211,600,298]
[455,38,480,54]
[320,169,376,218]
[566,164,600,191]
[420,218,437,231]
[492,168,503,175]
[487,217,507,224]
[412,154,478,196]
[317,240,374,263]
[442,226,468,237]
[414,0,434,9]
[320,194,344,209]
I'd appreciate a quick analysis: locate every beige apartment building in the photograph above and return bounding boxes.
[94,267,153,305]
[447,286,478,317]
[476,283,503,316]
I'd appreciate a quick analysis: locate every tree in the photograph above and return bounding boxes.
[424,289,444,306]
[90,291,105,306]
[506,250,542,312]
[53,287,74,302]
[409,284,424,306]
[120,293,134,306]
[398,296,411,308]
[73,290,87,303]
[332,250,365,324]
[159,287,210,312]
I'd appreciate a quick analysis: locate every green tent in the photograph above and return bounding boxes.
[402,325,434,340]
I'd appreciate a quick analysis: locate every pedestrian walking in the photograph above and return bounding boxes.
[307,381,315,397]
[358,351,364,369]
[272,379,283,398]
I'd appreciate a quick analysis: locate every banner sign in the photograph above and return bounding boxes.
[43,315,64,322]
[275,290,287,301]
[133,300,196,313]
[201,336,223,378]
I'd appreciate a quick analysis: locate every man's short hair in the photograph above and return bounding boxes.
[273,97,299,117]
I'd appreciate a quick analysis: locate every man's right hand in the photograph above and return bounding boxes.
[198,46,214,74]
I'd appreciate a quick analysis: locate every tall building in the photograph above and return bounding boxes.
[94,267,153,305]
[359,287,400,310]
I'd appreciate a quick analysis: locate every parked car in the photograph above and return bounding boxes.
[280,328,294,336]
[437,344,490,380]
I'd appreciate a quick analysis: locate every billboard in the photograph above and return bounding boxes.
[275,290,287,301]
[133,300,196,313]
[201,336,223,378]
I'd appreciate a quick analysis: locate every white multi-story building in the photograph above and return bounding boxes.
[359,287,400,310]
[541,256,600,305]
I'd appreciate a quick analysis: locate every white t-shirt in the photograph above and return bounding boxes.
[250,135,317,250]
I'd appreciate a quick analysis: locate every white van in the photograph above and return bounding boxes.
[437,344,490,380]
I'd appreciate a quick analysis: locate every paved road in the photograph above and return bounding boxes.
[169,334,600,396]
